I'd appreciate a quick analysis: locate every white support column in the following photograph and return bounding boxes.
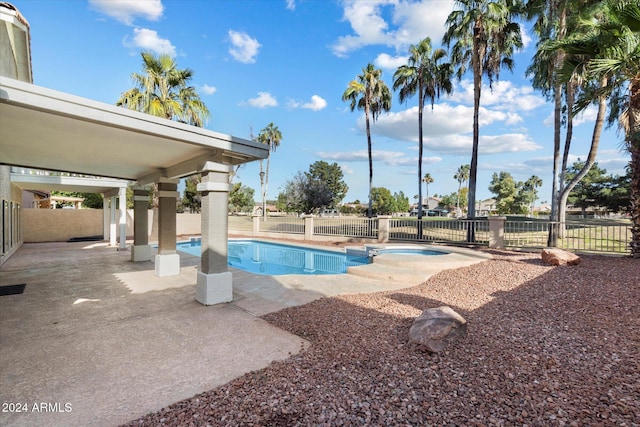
[118,187,127,250]
[109,196,116,247]
[196,162,232,305]
[103,194,109,240]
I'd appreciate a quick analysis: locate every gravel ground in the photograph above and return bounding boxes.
[124,250,639,427]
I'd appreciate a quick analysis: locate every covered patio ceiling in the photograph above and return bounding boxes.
[0,77,268,184]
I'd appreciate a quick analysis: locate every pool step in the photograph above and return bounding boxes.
[347,263,441,285]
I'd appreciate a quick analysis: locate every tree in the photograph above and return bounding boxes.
[256,123,282,219]
[182,175,201,213]
[393,37,453,220]
[304,161,348,213]
[566,160,607,217]
[394,191,411,213]
[443,0,523,238]
[454,164,470,214]
[117,52,210,126]
[488,171,536,215]
[523,175,543,215]
[277,172,307,213]
[117,52,210,209]
[278,162,349,214]
[549,0,640,255]
[228,183,255,214]
[343,63,392,218]
[422,173,434,210]
[371,187,397,216]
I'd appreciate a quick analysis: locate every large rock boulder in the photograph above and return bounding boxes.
[541,248,581,266]
[409,306,467,353]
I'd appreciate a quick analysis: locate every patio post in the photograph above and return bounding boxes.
[196,162,232,305]
[155,178,180,276]
[109,196,116,247]
[102,194,109,240]
[131,187,151,261]
[118,186,127,250]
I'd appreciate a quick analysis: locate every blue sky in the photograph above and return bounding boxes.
[15,0,629,207]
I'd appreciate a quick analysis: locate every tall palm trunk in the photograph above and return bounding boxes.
[264,142,272,219]
[557,81,575,238]
[417,89,425,221]
[629,76,640,257]
[558,77,608,231]
[467,22,483,242]
[365,102,373,219]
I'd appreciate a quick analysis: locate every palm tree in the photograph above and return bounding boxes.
[454,164,470,214]
[256,123,282,219]
[443,0,523,239]
[525,175,543,215]
[117,51,211,208]
[526,0,595,245]
[549,0,640,256]
[117,51,210,126]
[422,173,434,214]
[343,63,392,218]
[393,37,453,220]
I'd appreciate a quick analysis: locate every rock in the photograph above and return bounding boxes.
[409,306,467,353]
[541,248,581,266]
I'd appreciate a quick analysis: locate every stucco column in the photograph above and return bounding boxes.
[131,187,151,261]
[109,196,116,247]
[377,215,392,243]
[103,194,109,240]
[196,163,232,305]
[155,178,180,277]
[118,187,127,250]
[303,215,314,240]
[488,216,506,249]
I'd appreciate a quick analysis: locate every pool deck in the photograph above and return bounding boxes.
[0,240,490,427]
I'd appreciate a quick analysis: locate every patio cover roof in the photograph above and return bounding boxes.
[0,77,268,184]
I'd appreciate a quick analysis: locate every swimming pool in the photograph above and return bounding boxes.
[371,247,447,256]
[176,239,369,275]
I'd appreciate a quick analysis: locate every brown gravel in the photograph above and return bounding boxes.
[124,250,640,427]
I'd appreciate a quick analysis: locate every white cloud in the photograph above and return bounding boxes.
[374,53,408,70]
[202,84,217,95]
[370,103,517,143]
[289,95,328,111]
[450,80,545,112]
[316,149,441,168]
[89,0,163,25]
[286,0,296,11]
[331,0,453,57]
[246,92,278,108]
[124,28,176,56]
[228,30,261,63]
[543,105,599,127]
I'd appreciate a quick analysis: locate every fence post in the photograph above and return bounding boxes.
[378,215,391,243]
[252,214,260,236]
[303,215,314,240]
[488,216,506,249]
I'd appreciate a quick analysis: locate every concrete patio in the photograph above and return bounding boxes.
[0,240,489,427]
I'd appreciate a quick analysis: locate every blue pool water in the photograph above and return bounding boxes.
[176,239,369,275]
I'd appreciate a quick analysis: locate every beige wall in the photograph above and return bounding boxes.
[22,210,206,243]
[23,209,104,242]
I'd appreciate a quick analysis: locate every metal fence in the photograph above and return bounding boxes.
[504,219,631,254]
[230,215,633,255]
[227,215,253,233]
[314,217,377,238]
[258,216,305,234]
[389,219,491,245]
